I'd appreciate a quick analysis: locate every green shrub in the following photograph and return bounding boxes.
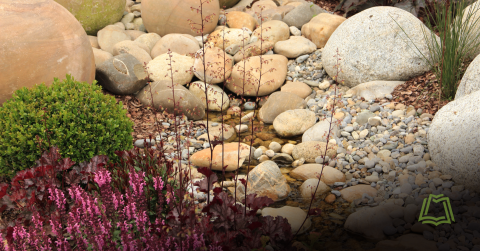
[0,75,134,178]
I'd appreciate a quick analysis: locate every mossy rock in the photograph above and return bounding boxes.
[54,0,126,35]
[219,0,241,8]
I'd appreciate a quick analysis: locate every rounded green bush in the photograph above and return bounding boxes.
[0,75,134,178]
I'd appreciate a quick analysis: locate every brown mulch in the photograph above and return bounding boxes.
[101,89,168,143]
[389,71,450,116]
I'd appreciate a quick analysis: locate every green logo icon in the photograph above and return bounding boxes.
[418,194,455,226]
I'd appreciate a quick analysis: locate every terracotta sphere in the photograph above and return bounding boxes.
[0,0,95,106]
[142,0,220,37]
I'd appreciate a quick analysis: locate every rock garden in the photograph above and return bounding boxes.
[1,0,480,250]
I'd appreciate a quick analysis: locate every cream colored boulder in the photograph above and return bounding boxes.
[455,51,480,99]
[428,89,480,193]
[136,80,205,120]
[146,52,194,85]
[301,13,346,49]
[142,0,219,37]
[150,34,200,58]
[280,81,312,98]
[0,0,95,105]
[190,143,251,171]
[233,40,274,63]
[134,33,162,51]
[322,7,439,87]
[290,164,345,185]
[193,46,233,84]
[226,55,287,96]
[208,27,250,50]
[274,36,317,58]
[112,40,152,65]
[189,81,230,111]
[252,20,290,44]
[97,25,132,54]
[226,11,258,31]
[273,109,316,137]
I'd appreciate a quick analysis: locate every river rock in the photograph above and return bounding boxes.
[262,206,311,234]
[292,141,337,163]
[280,81,312,98]
[235,161,291,201]
[273,36,317,58]
[301,13,346,49]
[322,7,439,87]
[134,33,162,51]
[226,55,287,96]
[346,81,405,101]
[112,40,152,65]
[344,203,394,241]
[193,46,233,84]
[252,20,290,44]
[233,40,275,63]
[195,121,235,141]
[375,234,438,251]
[95,54,148,95]
[340,185,378,202]
[150,34,200,58]
[258,92,307,123]
[93,48,113,66]
[190,143,251,171]
[146,52,194,84]
[302,118,340,142]
[208,27,250,50]
[290,164,345,185]
[273,109,316,137]
[189,81,230,111]
[226,11,258,31]
[282,2,327,29]
[97,25,132,54]
[136,80,205,120]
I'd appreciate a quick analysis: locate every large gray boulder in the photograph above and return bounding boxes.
[455,53,480,100]
[95,54,148,95]
[428,89,480,193]
[136,80,205,120]
[322,7,439,88]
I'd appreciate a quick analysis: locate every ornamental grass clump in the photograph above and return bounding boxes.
[391,0,480,100]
